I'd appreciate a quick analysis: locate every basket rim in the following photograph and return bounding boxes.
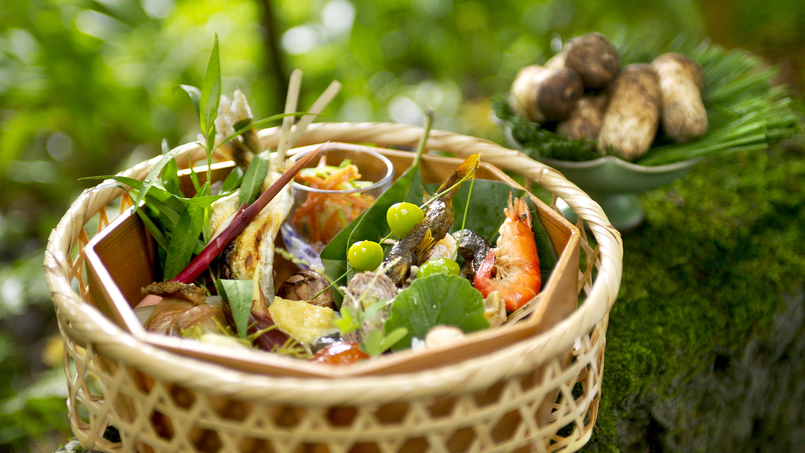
[44,121,623,404]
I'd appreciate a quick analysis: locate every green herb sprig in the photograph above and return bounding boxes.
[87,32,323,285]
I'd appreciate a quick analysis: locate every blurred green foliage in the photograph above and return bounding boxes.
[0,0,803,451]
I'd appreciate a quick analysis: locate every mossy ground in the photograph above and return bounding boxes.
[584,139,805,452]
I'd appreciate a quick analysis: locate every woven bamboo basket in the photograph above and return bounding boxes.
[44,122,622,453]
[81,142,582,379]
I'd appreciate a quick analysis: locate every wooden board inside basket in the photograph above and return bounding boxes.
[84,144,580,377]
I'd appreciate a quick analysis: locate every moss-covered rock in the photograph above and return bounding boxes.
[584,138,805,452]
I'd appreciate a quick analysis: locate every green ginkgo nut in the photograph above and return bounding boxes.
[418,258,460,278]
[347,240,384,272]
[387,202,424,238]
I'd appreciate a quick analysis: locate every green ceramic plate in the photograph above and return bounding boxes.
[504,127,701,231]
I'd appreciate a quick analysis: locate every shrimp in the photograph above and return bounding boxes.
[473,194,541,311]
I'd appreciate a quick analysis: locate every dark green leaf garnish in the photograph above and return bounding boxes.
[135,209,169,251]
[216,279,254,339]
[199,34,221,158]
[492,98,600,162]
[177,85,201,118]
[383,273,489,351]
[163,204,205,281]
[360,327,408,357]
[161,156,182,197]
[221,166,244,193]
[132,141,184,212]
[238,151,271,206]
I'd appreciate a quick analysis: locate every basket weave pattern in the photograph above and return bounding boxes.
[44,123,622,453]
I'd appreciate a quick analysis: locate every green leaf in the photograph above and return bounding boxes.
[84,162,184,221]
[319,164,422,308]
[134,143,183,212]
[181,193,225,206]
[161,156,181,197]
[135,208,169,251]
[87,176,182,230]
[360,329,385,357]
[350,163,423,246]
[383,274,489,351]
[177,85,201,118]
[232,118,251,131]
[193,237,206,255]
[333,305,358,333]
[188,158,202,194]
[381,327,408,353]
[141,196,179,234]
[238,151,270,206]
[82,174,143,191]
[321,257,350,308]
[199,35,221,154]
[362,326,408,356]
[202,202,213,243]
[143,190,182,226]
[217,279,254,339]
[221,166,244,193]
[162,204,204,281]
[361,327,408,357]
[161,139,172,156]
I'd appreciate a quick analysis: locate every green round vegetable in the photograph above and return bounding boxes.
[418,258,460,278]
[386,202,424,238]
[347,241,384,272]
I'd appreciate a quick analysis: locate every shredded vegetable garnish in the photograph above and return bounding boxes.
[290,158,376,250]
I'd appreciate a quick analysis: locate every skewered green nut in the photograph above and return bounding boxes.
[348,241,384,272]
[386,202,424,238]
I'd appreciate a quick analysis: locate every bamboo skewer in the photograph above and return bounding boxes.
[288,80,342,149]
[277,69,303,162]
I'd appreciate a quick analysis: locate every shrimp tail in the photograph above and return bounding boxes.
[505,192,532,229]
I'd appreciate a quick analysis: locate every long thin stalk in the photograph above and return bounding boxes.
[172,144,323,284]
[277,69,303,162]
[287,80,342,149]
